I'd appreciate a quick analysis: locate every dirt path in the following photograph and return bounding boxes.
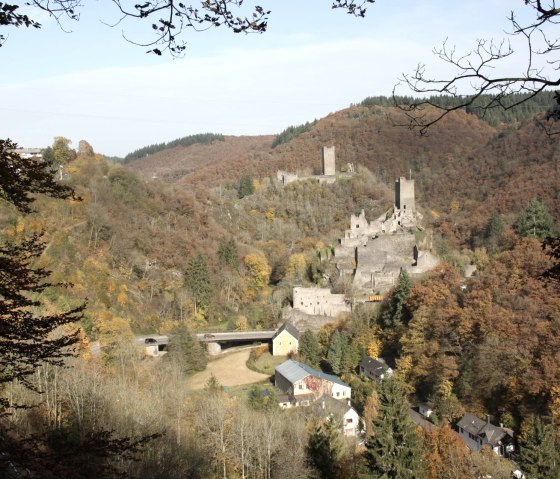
[187,348,270,390]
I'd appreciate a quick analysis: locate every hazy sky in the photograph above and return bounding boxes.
[0,1,535,156]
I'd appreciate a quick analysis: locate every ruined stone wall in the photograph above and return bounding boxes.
[293,287,350,316]
[322,146,336,176]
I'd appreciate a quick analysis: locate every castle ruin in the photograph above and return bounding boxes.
[277,146,350,186]
[335,175,438,295]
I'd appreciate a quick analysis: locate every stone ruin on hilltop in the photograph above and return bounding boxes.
[335,176,438,295]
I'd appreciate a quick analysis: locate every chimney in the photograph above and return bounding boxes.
[321,400,325,409]
[347,400,351,407]
[486,414,491,425]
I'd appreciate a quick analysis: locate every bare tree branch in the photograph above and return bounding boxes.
[393,1,560,134]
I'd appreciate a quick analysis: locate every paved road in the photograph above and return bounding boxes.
[195,331,276,342]
[186,349,270,390]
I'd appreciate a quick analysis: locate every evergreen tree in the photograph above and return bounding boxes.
[217,237,238,268]
[327,331,346,375]
[306,417,344,479]
[298,330,323,368]
[166,323,207,374]
[184,253,212,313]
[513,199,556,242]
[518,416,560,479]
[364,378,426,479]
[380,269,413,330]
[485,213,504,252]
[237,174,254,199]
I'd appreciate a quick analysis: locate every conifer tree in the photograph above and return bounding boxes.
[381,269,413,330]
[327,331,346,374]
[306,417,344,479]
[513,199,556,242]
[237,174,254,198]
[184,252,212,314]
[518,416,560,479]
[217,237,238,268]
[364,378,426,479]
[166,323,207,374]
[298,330,322,368]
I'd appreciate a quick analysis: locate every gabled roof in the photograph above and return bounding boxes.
[359,356,392,376]
[318,394,356,416]
[275,359,350,388]
[456,413,513,447]
[273,322,300,341]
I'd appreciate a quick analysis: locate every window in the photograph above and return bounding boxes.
[346,418,353,424]
[299,384,303,390]
[336,392,340,397]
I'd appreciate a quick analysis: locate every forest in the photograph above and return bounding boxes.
[0,97,559,478]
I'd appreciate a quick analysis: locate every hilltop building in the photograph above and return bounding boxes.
[277,146,353,185]
[335,175,438,294]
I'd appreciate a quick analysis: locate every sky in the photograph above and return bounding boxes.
[0,0,539,157]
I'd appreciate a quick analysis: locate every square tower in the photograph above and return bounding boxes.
[322,146,336,176]
[395,177,415,212]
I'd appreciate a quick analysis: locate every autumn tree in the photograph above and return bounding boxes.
[364,377,426,479]
[423,424,471,479]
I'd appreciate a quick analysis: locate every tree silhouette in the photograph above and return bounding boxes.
[394,1,560,134]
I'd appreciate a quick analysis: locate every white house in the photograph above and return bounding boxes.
[275,360,351,406]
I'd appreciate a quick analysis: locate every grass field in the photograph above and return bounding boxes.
[248,351,288,376]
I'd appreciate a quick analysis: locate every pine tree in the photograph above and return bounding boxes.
[306,417,344,479]
[518,416,560,479]
[217,238,238,268]
[364,378,426,479]
[513,199,556,242]
[184,252,212,314]
[237,174,254,199]
[381,269,413,330]
[166,323,207,374]
[485,213,504,252]
[327,331,346,375]
[298,330,322,368]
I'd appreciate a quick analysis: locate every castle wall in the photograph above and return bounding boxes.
[322,146,336,176]
[293,287,350,316]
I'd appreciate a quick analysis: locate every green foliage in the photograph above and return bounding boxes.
[166,323,207,374]
[184,253,212,310]
[298,330,323,369]
[327,331,360,375]
[237,174,254,198]
[518,416,560,479]
[271,120,317,148]
[513,198,556,241]
[122,133,225,163]
[247,385,278,411]
[364,378,426,479]
[306,417,344,479]
[380,269,413,330]
[217,238,238,268]
[360,91,556,126]
[485,213,505,252]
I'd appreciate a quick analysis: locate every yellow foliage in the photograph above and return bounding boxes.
[551,384,560,422]
[243,253,271,290]
[16,217,25,234]
[117,290,128,307]
[287,253,307,279]
[4,227,15,237]
[235,315,249,331]
[107,280,116,295]
[367,337,382,358]
[449,199,461,214]
[265,207,276,222]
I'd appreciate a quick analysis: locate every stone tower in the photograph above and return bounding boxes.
[395,177,415,212]
[322,146,336,176]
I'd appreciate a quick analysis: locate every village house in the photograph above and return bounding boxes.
[456,413,515,457]
[272,323,300,356]
[313,395,363,437]
[275,359,351,407]
[359,356,393,380]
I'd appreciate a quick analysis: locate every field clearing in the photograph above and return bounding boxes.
[187,348,270,390]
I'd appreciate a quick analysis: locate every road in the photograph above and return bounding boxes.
[187,349,270,390]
